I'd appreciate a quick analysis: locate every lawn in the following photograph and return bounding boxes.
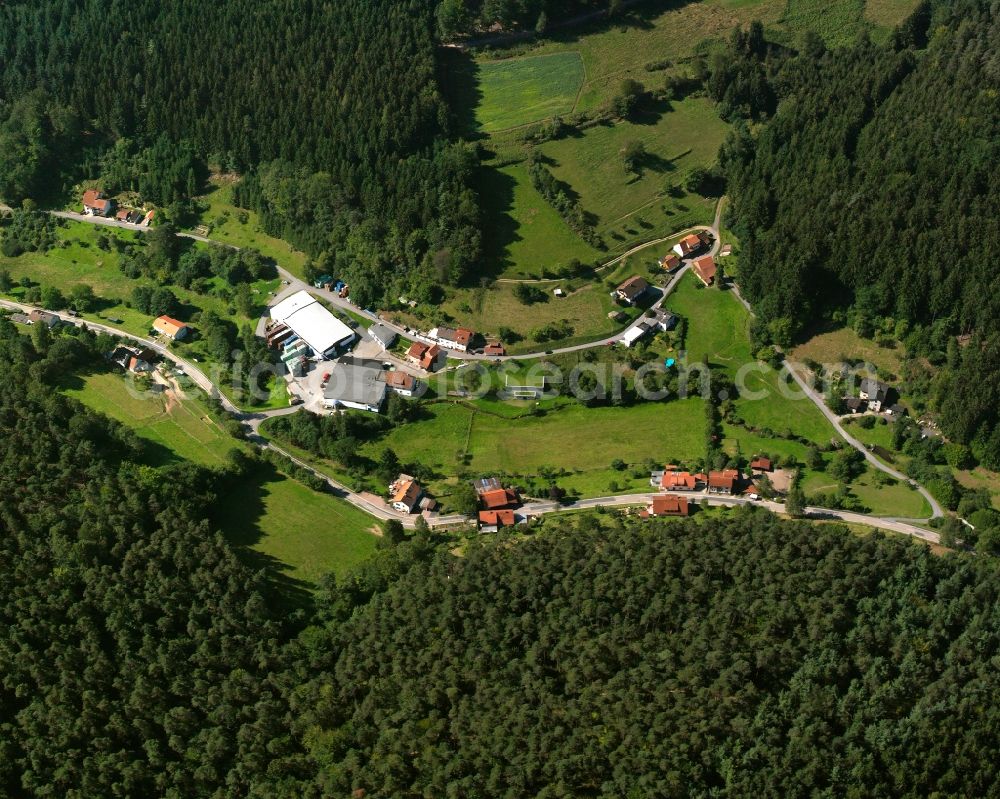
[537,97,728,247]
[667,271,839,446]
[438,276,643,353]
[64,372,238,467]
[478,163,604,279]
[186,180,310,278]
[474,52,586,132]
[214,464,379,587]
[355,396,706,502]
[776,0,868,48]
[801,470,931,518]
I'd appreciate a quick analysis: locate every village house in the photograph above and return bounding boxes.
[621,309,679,348]
[478,509,515,532]
[615,275,650,306]
[672,233,703,258]
[152,315,190,340]
[384,369,418,397]
[707,469,741,495]
[429,325,474,353]
[659,252,681,272]
[659,470,700,491]
[82,189,113,217]
[484,341,506,357]
[389,475,424,513]
[368,323,397,350]
[479,486,520,511]
[28,310,66,329]
[640,494,691,518]
[405,341,442,371]
[109,346,154,374]
[844,397,868,414]
[693,255,718,286]
[859,377,892,412]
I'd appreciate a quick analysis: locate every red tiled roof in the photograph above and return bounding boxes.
[82,189,105,209]
[479,509,516,527]
[480,488,518,510]
[385,371,415,389]
[677,233,701,254]
[660,253,681,270]
[153,316,188,337]
[660,471,697,490]
[650,495,690,516]
[708,469,739,490]
[484,342,506,356]
[407,341,429,359]
[693,255,717,285]
[455,328,473,346]
[421,344,441,369]
[751,457,772,471]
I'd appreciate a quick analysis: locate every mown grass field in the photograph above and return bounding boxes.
[439,276,637,352]
[355,396,706,501]
[538,97,728,246]
[478,163,603,279]
[666,272,839,447]
[518,0,787,112]
[474,52,586,131]
[64,371,237,467]
[214,468,379,586]
[863,0,922,28]
[801,470,930,518]
[63,369,378,588]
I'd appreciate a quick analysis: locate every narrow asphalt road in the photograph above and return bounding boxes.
[21,201,945,527]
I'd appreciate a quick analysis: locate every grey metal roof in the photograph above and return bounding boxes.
[323,361,387,408]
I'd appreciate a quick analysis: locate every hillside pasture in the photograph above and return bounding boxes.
[474,52,586,132]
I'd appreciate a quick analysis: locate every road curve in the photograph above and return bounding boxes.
[783,361,944,519]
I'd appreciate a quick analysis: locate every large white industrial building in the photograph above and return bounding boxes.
[269,290,355,358]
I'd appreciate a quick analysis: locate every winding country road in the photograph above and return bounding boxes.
[3,200,944,534]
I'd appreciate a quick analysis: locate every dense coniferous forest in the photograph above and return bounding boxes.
[436,0,612,38]
[0,0,481,306]
[3,312,1000,796]
[720,0,1000,466]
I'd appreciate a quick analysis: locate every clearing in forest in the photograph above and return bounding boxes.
[474,52,585,132]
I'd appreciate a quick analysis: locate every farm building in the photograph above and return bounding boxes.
[152,315,189,340]
[641,495,690,518]
[82,189,112,217]
[615,275,650,306]
[708,469,741,495]
[693,255,717,286]
[270,291,355,358]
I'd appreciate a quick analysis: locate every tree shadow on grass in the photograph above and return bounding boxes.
[473,165,520,282]
[439,48,487,141]
[212,461,316,613]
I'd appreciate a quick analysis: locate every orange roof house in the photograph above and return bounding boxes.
[406,341,442,371]
[660,471,699,491]
[673,233,702,257]
[649,495,690,517]
[693,255,718,286]
[480,488,519,510]
[660,253,681,272]
[390,477,423,513]
[82,189,112,216]
[707,469,740,495]
[750,457,772,472]
[478,509,516,529]
[152,315,189,340]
